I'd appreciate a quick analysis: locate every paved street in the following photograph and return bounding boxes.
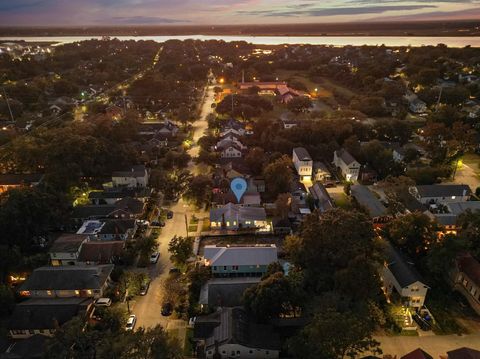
[375,334,480,357]
[449,159,480,193]
[133,84,214,331]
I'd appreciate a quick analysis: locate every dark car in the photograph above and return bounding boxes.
[166,210,173,219]
[139,281,150,296]
[412,313,431,331]
[151,220,165,227]
[161,302,173,316]
[169,267,180,274]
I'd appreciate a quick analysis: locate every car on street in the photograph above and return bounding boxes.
[150,252,160,264]
[169,267,180,274]
[161,302,173,316]
[166,210,173,219]
[125,314,137,331]
[412,313,431,331]
[139,281,150,296]
[94,298,112,307]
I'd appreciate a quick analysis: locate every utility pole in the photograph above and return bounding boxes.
[185,213,189,239]
[2,87,15,122]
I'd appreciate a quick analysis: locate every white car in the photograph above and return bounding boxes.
[125,314,136,331]
[94,298,112,307]
[150,252,160,264]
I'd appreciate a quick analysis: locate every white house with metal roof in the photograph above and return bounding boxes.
[203,245,278,277]
[292,147,313,181]
[210,203,268,230]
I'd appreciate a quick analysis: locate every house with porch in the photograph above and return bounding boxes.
[210,203,268,231]
[382,242,429,309]
[292,147,313,181]
[450,252,480,315]
[333,149,361,182]
[203,245,278,277]
[18,265,114,299]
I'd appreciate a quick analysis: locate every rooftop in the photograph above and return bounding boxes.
[0,173,44,186]
[78,241,125,263]
[351,185,388,218]
[20,265,114,291]
[385,242,427,288]
[414,184,472,198]
[49,234,88,253]
[204,245,277,266]
[293,147,312,161]
[309,183,334,212]
[335,149,357,166]
[210,203,267,222]
[456,253,480,288]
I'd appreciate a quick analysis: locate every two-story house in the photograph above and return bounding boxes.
[450,252,480,315]
[410,184,472,205]
[382,243,429,309]
[203,244,278,277]
[333,149,361,182]
[219,143,244,159]
[313,161,332,182]
[292,147,313,181]
[18,265,114,299]
[49,234,88,266]
[112,165,149,188]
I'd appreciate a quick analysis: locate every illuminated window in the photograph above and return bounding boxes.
[47,290,52,296]
[87,289,92,295]
[74,290,80,296]
[20,291,30,297]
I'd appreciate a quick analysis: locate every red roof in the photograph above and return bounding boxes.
[457,253,480,287]
[401,348,433,359]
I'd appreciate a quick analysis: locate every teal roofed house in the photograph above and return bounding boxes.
[204,245,278,277]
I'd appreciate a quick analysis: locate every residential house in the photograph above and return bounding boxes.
[431,201,480,234]
[0,174,44,194]
[313,161,332,182]
[333,149,361,182]
[138,120,178,138]
[450,253,480,315]
[112,165,149,188]
[72,197,145,224]
[382,243,429,309]
[401,348,433,359]
[8,298,93,339]
[18,265,114,299]
[309,183,334,212]
[351,185,391,224]
[404,93,427,114]
[249,177,265,193]
[292,147,313,181]
[203,245,278,277]
[198,277,261,309]
[88,187,150,205]
[49,234,88,266]
[78,241,125,265]
[290,179,308,202]
[218,143,244,159]
[281,118,298,129]
[76,219,136,241]
[220,119,246,137]
[410,185,471,205]
[195,307,281,359]
[447,347,480,359]
[392,145,407,163]
[210,203,268,231]
[215,134,246,152]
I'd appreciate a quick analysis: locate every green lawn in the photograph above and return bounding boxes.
[183,328,194,356]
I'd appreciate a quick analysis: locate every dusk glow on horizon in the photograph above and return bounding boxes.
[0,0,479,26]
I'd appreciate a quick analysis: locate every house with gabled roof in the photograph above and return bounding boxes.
[112,165,149,188]
[351,185,392,224]
[0,173,44,194]
[450,252,480,315]
[401,348,433,359]
[203,244,278,277]
[210,203,268,231]
[194,307,281,359]
[309,183,334,213]
[382,242,429,309]
[49,234,88,266]
[292,147,313,181]
[333,149,361,182]
[447,347,480,359]
[410,184,471,205]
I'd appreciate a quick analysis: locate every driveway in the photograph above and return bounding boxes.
[132,84,213,331]
[449,155,480,192]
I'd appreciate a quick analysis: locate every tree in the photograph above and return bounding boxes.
[120,271,150,298]
[243,271,304,321]
[263,155,293,199]
[285,208,382,296]
[183,175,213,208]
[0,284,14,317]
[287,96,313,113]
[379,176,416,214]
[350,96,387,117]
[168,235,193,266]
[274,193,291,220]
[383,212,438,258]
[457,209,480,259]
[244,147,268,175]
[426,234,466,282]
[288,309,381,359]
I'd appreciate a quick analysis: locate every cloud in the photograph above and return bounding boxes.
[108,15,188,24]
[237,4,438,17]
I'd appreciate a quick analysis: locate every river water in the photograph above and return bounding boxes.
[0,35,479,47]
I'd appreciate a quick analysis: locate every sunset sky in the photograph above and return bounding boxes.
[0,0,479,26]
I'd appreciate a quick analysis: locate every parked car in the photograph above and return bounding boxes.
[166,210,173,219]
[150,252,160,264]
[161,302,173,316]
[139,281,150,296]
[412,313,431,331]
[150,220,165,227]
[125,314,136,331]
[94,298,112,307]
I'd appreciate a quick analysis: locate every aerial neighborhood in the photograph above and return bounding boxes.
[1,37,480,358]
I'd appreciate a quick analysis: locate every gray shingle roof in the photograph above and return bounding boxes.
[8,298,92,330]
[336,149,357,166]
[293,147,312,161]
[351,185,387,218]
[210,203,266,222]
[20,265,114,291]
[385,243,427,288]
[50,234,88,253]
[415,185,471,198]
[309,183,334,212]
[447,347,480,359]
[204,245,277,266]
[447,201,480,216]
[98,219,136,235]
[0,173,44,186]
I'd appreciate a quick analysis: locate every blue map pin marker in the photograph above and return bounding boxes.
[231,177,247,203]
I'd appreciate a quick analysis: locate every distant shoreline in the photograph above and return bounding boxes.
[0,20,479,37]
